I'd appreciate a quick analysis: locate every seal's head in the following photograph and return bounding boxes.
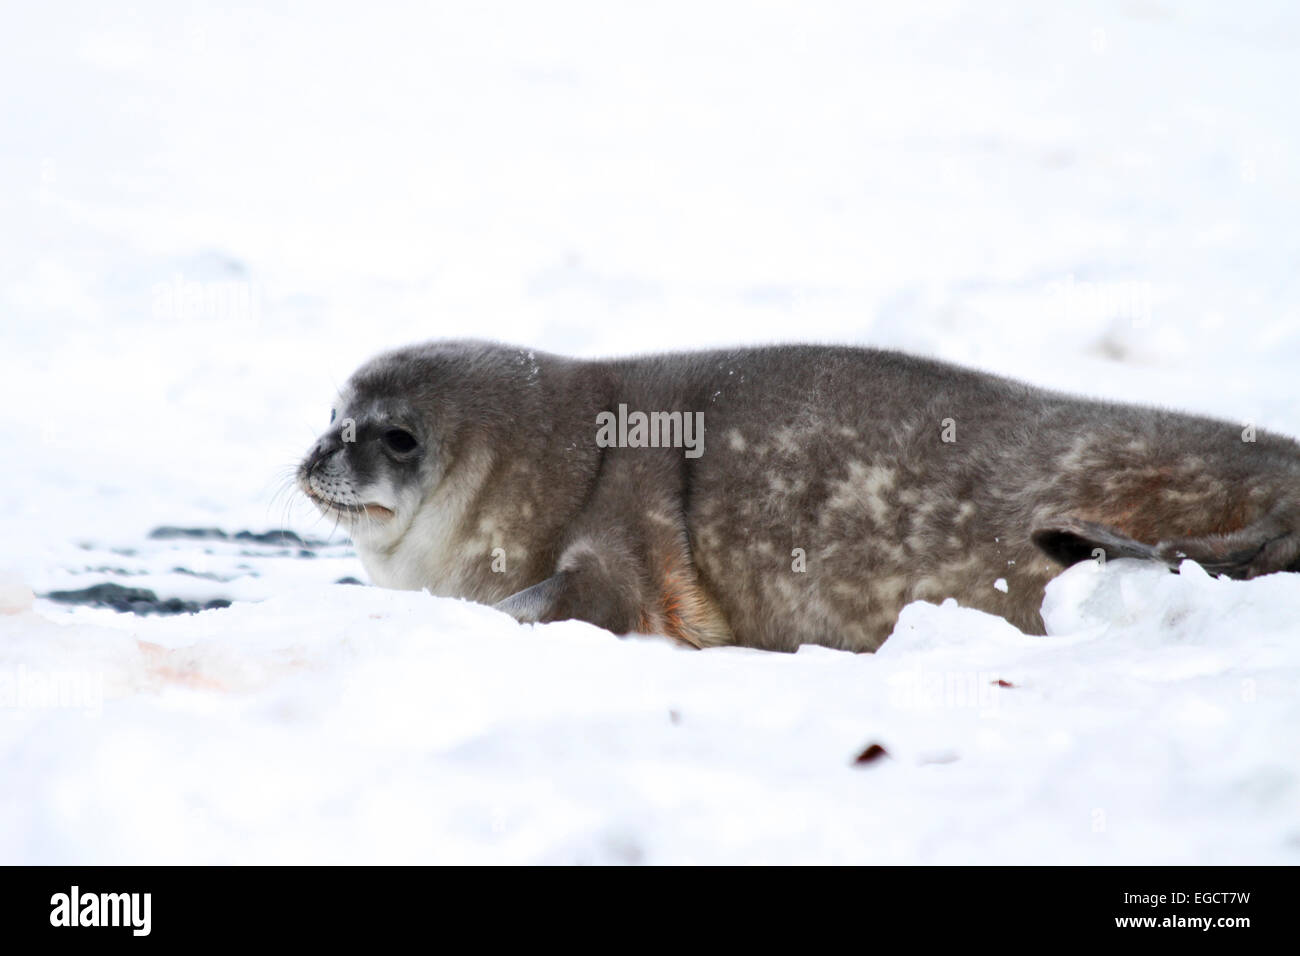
[297,340,531,561]
[297,409,423,553]
[297,344,481,551]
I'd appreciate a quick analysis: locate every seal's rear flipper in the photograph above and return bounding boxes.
[1154,515,1300,580]
[1033,510,1300,580]
[1031,518,1170,569]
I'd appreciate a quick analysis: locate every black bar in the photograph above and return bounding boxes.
[0,865,1289,944]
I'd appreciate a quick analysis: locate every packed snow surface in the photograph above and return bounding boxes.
[2,1,1299,862]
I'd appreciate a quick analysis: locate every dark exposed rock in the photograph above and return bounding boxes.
[148,527,336,548]
[44,582,231,616]
[171,567,247,582]
[149,527,229,541]
[234,529,305,546]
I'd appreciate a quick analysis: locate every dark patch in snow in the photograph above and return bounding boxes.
[49,528,360,617]
[149,526,230,541]
[149,526,333,548]
[234,529,311,546]
[991,679,1016,688]
[852,743,890,766]
[171,567,248,582]
[335,576,364,585]
[44,582,231,616]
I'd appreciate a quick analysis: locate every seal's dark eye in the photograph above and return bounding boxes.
[382,428,418,454]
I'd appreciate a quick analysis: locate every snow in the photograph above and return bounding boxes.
[2,1,1299,863]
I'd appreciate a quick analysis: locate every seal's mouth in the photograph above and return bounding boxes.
[300,482,395,521]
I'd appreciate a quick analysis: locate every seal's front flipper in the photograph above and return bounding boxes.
[494,572,572,624]
[1031,518,1169,569]
[493,538,647,634]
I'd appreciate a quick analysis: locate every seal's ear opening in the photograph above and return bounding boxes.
[1031,517,1165,568]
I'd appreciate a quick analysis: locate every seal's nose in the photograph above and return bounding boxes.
[302,432,345,480]
[317,432,345,458]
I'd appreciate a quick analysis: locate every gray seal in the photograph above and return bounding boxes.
[297,340,1300,652]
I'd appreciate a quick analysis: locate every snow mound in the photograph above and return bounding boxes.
[2,562,1297,864]
[1044,558,1300,656]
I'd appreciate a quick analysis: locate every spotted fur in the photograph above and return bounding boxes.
[299,341,1300,652]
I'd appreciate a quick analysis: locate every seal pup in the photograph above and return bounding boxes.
[297,340,1300,652]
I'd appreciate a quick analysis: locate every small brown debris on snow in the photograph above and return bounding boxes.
[852,743,890,765]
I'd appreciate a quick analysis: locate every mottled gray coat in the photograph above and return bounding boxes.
[298,341,1300,652]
